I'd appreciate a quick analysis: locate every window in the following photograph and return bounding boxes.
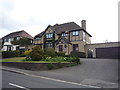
[46,33,53,38]
[59,45,63,51]
[35,38,40,40]
[64,45,67,48]
[72,31,79,36]
[73,44,79,51]
[10,38,14,41]
[46,43,53,48]
[4,39,9,42]
[16,37,20,40]
[36,38,40,40]
[62,33,68,37]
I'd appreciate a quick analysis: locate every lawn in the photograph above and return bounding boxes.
[1,57,70,63]
[1,57,25,62]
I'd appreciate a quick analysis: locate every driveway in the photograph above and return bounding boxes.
[32,58,118,87]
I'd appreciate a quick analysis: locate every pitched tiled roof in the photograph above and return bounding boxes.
[52,22,82,34]
[34,31,44,39]
[2,30,33,39]
[34,25,51,38]
[34,22,92,38]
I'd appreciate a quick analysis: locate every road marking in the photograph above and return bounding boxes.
[3,68,101,88]
[9,83,30,90]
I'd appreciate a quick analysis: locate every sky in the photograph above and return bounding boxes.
[0,0,119,43]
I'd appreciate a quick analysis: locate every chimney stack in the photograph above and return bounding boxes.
[81,20,86,30]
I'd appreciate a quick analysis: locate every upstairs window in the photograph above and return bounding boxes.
[72,31,79,36]
[46,33,53,38]
[4,39,9,42]
[35,38,40,40]
[62,33,68,37]
[10,38,14,41]
[16,37,20,40]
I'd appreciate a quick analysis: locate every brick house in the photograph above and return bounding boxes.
[34,20,92,55]
[1,30,33,51]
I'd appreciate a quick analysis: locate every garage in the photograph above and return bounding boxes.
[96,47,120,59]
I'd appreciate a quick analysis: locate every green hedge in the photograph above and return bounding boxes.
[70,51,86,58]
[44,48,56,57]
[2,51,21,58]
[56,52,65,57]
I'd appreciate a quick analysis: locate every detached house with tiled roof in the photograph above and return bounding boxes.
[1,30,33,51]
[34,20,92,55]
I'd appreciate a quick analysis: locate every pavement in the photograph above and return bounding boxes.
[1,58,119,88]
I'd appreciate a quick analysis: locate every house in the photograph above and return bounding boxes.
[1,30,33,51]
[34,20,92,55]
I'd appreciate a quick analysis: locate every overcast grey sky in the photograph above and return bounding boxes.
[0,0,119,43]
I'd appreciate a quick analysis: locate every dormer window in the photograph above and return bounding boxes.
[35,37,40,40]
[46,33,53,38]
[4,39,9,42]
[62,33,68,37]
[16,37,20,40]
[72,31,79,36]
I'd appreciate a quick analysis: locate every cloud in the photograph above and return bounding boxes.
[0,0,14,12]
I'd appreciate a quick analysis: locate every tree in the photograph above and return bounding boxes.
[11,37,32,46]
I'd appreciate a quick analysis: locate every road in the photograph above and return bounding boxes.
[2,58,118,89]
[2,70,95,89]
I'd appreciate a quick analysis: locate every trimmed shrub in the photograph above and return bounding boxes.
[56,52,65,57]
[44,48,56,57]
[23,49,32,56]
[30,46,44,61]
[70,51,86,58]
[47,63,55,70]
[2,50,21,58]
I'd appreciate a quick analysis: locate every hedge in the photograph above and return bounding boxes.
[70,51,86,58]
[2,51,20,58]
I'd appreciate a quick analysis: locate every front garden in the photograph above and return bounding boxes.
[2,46,81,70]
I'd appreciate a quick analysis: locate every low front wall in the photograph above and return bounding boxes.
[2,62,75,71]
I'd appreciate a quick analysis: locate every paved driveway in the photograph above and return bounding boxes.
[33,58,118,84]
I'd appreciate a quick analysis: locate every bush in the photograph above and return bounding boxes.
[47,63,55,70]
[44,48,56,57]
[71,57,80,64]
[2,50,21,58]
[56,52,65,57]
[23,49,32,56]
[70,51,86,58]
[30,46,44,61]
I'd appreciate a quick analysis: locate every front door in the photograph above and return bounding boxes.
[59,45,63,52]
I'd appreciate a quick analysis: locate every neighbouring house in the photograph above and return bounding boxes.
[34,20,92,56]
[1,30,33,51]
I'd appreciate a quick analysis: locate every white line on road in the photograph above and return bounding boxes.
[9,83,31,90]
